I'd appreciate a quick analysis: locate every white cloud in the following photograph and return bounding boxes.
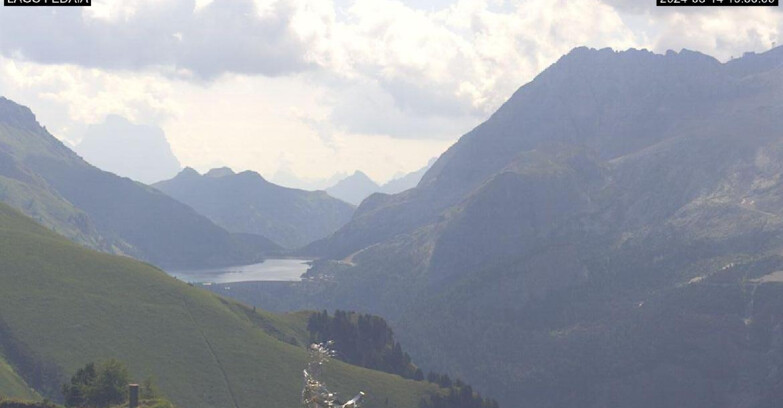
[0,0,313,79]
[0,56,449,182]
[293,0,638,137]
[653,8,781,60]
[162,73,451,181]
[0,0,781,183]
[598,0,781,59]
[0,57,176,144]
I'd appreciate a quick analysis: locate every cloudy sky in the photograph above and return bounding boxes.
[0,0,780,185]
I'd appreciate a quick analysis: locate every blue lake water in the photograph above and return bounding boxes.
[167,258,312,284]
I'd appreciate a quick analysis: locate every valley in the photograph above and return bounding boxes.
[199,46,783,408]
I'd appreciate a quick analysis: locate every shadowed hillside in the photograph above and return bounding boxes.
[225,46,783,408]
[154,167,354,249]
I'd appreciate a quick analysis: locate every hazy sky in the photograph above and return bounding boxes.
[0,0,780,183]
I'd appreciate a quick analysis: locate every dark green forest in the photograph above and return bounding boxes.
[307,310,498,408]
[308,310,419,379]
[419,380,499,408]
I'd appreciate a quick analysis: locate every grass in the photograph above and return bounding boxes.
[0,356,38,401]
[0,203,437,408]
[0,399,59,408]
[0,175,100,249]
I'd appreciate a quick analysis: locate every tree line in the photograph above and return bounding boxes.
[419,378,499,408]
[307,310,422,380]
[61,360,172,408]
[307,310,499,408]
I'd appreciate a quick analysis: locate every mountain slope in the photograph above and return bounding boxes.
[253,46,783,407]
[0,356,37,401]
[0,202,438,408]
[305,47,741,259]
[379,159,435,195]
[154,167,354,249]
[0,97,277,268]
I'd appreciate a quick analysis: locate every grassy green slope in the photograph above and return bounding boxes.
[0,356,38,401]
[0,203,436,408]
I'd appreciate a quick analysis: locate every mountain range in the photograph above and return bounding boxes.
[326,160,435,206]
[0,97,277,268]
[154,167,355,249]
[213,46,783,408]
[5,44,783,408]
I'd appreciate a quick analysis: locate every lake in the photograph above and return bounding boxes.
[167,258,312,284]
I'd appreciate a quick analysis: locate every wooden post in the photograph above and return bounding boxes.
[129,384,139,408]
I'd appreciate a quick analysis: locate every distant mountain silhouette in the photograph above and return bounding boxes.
[379,158,436,195]
[326,170,380,205]
[325,161,436,205]
[155,167,355,249]
[74,115,182,184]
[0,97,277,268]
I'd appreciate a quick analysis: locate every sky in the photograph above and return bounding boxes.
[0,0,780,185]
